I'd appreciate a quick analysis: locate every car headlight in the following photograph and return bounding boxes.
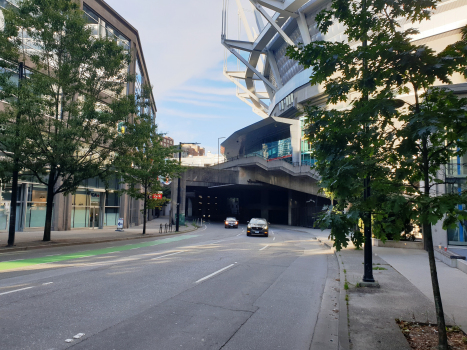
[247,224,251,228]
[263,225,268,229]
[235,221,238,224]
[225,221,228,224]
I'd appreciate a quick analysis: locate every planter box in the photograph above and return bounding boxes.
[372,238,424,249]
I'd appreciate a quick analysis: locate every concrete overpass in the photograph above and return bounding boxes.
[171,156,330,227]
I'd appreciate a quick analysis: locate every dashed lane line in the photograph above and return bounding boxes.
[150,251,185,260]
[259,245,269,251]
[0,286,34,296]
[195,263,236,284]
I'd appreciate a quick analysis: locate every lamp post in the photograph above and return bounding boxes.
[176,142,199,232]
[218,137,226,170]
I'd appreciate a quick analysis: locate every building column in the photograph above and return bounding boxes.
[288,190,292,226]
[99,192,106,229]
[261,189,269,221]
[171,179,177,225]
[180,172,187,222]
[19,183,28,232]
[52,192,68,231]
[119,187,129,229]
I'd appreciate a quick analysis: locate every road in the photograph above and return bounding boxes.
[0,223,338,350]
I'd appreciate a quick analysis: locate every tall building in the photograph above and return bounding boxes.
[161,136,174,148]
[221,0,467,246]
[0,0,157,232]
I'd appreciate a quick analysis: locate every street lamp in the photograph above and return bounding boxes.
[176,142,199,232]
[218,137,226,169]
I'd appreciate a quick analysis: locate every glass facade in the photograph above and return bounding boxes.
[446,151,467,245]
[0,183,21,231]
[300,117,315,166]
[446,176,467,246]
[0,2,152,232]
[83,4,130,98]
[83,4,130,51]
[25,184,47,228]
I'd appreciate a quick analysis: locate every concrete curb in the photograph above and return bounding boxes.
[313,236,350,350]
[0,226,200,253]
[334,251,350,350]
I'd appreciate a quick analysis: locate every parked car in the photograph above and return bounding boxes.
[225,217,238,228]
[247,218,269,237]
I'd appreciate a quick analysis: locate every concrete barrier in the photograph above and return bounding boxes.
[456,259,467,275]
[372,238,424,249]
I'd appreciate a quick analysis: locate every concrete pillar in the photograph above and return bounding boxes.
[288,190,292,226]
[261,189,269,220]
[19,183,28,232]
[99,192,106,229]
[171,178,178,225]
[187,198,193,217]
[119,188,129,229]
[53,191,71,231]
[180,172,187,218]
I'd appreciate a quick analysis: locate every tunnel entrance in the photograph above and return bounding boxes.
[184,184,331,227]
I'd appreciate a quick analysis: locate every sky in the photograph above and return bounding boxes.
[109,0,264,154]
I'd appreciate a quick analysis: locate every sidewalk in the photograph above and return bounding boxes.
[275,225,467,350]
[0,217,199,253]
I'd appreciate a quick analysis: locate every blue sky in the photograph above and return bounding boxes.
[109,0,264,154]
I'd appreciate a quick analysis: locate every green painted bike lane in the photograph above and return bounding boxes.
[0,235,198,272]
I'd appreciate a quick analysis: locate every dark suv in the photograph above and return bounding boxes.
[247,218,269,237]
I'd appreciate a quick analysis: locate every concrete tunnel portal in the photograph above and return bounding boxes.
[171,159,331,227]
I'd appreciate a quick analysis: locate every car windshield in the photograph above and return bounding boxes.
[226,217,236,221]
[250,219,267,225]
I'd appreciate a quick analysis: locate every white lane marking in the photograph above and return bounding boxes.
[151,251,185,260]
[273,237,276,241]
[73,333,85,339]
[236,233,241,236]
[0,286,34,296]
[259,245,269,251]
[195,264,236,283]
[42,282,53,285]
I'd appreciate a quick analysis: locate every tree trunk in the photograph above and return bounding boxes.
[422,138,448,350]
[423,223,449,350]
[43,169,56,242]
[7,167,19,246]
[143,187,147,235]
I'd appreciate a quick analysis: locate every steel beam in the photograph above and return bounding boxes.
[222,40,277,91]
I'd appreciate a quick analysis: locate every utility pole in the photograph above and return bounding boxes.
[361,0,375,284]
[7,62,24,247]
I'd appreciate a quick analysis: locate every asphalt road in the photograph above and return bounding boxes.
[0,223,336,350]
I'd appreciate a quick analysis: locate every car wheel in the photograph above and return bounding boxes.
[265,234,268,237]
[247,233,250,236]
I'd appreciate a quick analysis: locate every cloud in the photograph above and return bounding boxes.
[161,109,227,120]
[164,91,231,102]
[163,97,235,109]
[108,0,235,100]
[178,85,236,96]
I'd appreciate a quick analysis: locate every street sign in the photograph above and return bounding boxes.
[152,192,163,200]
[116,218,124,231]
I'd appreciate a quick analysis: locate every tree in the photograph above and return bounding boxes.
[0,0,134,242]
[287,1,467,349]
[115,102,182,235]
